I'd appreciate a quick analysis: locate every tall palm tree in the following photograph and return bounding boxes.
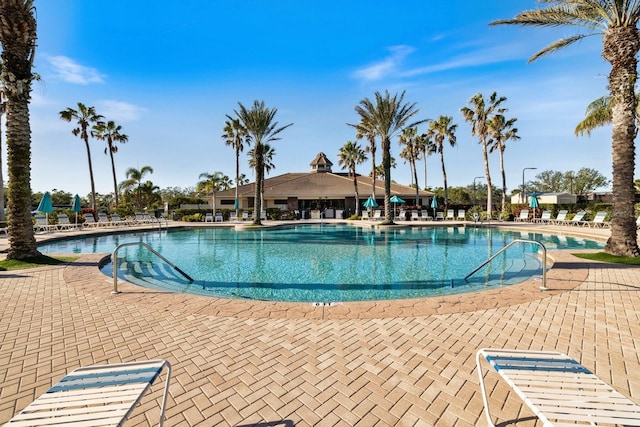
[121,165,154,211]
[398,126,421,205]
[59,102,104,214]
[461,92,506,219]
[233,100,292,225]
[197,171,229,212]
[0,0,38,259]
[349,90,424,223]
[338,140,367,216]
[417,132,436,190]
[492,1,640,257]
[354,120,378,200]
[223,117,248,217]
[93,120,128,207]
[488,114,520,214]
[427,116,457,209]
[248,143,276,214]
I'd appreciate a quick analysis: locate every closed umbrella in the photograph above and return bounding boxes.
[390,195,405,220]
[363,195,378,208]
[529,192,539,220]
[431,196,438,218]
[71,194,82,226]
[37,191,53,224]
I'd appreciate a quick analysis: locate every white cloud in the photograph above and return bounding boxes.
[45,55,105,85]
[352,45,415,82]
[95,100,145,122]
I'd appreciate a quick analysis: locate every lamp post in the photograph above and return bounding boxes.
[473,176,484,209]
[521,167,537,204]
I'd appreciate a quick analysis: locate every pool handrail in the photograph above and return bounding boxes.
[111,242,194,294]
[464,239,547,290]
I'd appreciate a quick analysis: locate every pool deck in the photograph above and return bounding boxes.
[1,219,639,426]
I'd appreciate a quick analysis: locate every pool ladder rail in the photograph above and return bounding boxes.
[111,242,194,294]
[464,239,548,290]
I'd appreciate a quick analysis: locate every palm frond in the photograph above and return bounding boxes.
[529,34,591,62]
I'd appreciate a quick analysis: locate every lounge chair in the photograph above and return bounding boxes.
[567,210,587,226]
[83,215,99,228]
[229,211,238,221]
[445,209,455,220]
[33,214,57,232]
[97,213,112,227]
[110,213,130,226]
[5,359,171,427]
[215,212,224,222]
[420,209,432,221]
[552,209,568,225]
[456,209,465,221]
[396,209,407,221]
[587,211,609,228]
[476,348,640,427]
[242,211,249,221]
[372,210,382,220]
[260,210,267,220]
[534,210,551,223]
[435,211,445,221]
[204,212,214,222]
[514,209,529,222]
[57,214,78,230]
[411,210,419,221]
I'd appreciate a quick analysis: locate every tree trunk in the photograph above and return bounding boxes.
[412,158,419,206]
[254,142,263,225]
[499,146,507,214]
[370,138,376,199]
[84,136,97,214]
[440,149,448,209]
[235,145,240,218]
[382,137,391,222]
[352,168,359,216]
[0,92,4,222]
[481,138,493,218]
[603,26,640,256]
[109,145,118,207]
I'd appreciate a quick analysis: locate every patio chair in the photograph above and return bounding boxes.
[110,213,130,226]
[242,211,249,221]
[56,214,78,230]
[567,210,587,226]
[411,210,419,221]
[445,209,455,220]
[514,209,529,222]
[215,212,224,222]
[420,209,432,221]
[33,214,57,232]
[82,215,99,228]
[476,348,640,427]
[97,213,112,227]
[534,210,551,223]
[5,359,172,427]
[396,209,407,221]
[204,212,214,222]
[372,210,382,220]
[587,211,609,228]
[229,211,238,221]
[552,209,568,225]
[456,209,465,220]
[435,211,445,221]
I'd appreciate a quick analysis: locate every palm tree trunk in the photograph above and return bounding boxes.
[83,137,97,214]
[0,91,4,222]
[440,149,448,209]
[352,169,359,216]
[423,150,427,190]
[412,159,419,206]
[481,139,493,218]
[603,26,640,256]
[382,137,391,222]
[235,145,240,217]
[109,148,119,207]
[254,143,263,225]
[370,138,376,199]
[499,147,507,214]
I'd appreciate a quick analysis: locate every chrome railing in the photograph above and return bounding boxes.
[464,239,547,290]
[111,242,193,294]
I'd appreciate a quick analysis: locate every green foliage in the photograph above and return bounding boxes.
[180,213,203,222]
[574,252,640,265]
[0,255,78,271]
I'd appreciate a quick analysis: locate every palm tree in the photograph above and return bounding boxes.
[488,114,520,213]
[338,140,367,216]
[575,93,640,136]
[59,102,104,214]
[354,119,378,200]
[248,143,276,215]
[417,132,436,190]
[93,120,128,207]
[398,126,421,205]
[223,117,248,217]
[349,90,424,223]
[197,171,229,213]
[461,92,506,219]
[233,100,292,225]
[0,0,38,259]
[427,116,457,209]
[492,1,640,256]
[121,166,154,211]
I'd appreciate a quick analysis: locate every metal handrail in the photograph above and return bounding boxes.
[111,242,193,294]
[464,239,547,290]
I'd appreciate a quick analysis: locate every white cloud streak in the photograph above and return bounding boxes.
[352,45,415,82]
[96,100,145,122]
[45,55,106,85]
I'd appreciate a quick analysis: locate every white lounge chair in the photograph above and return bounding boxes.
[514,209,529,222]
[33,214,57,232]
[5,359,172,427]
[477,348,640,427]
[97,213,112,227]
[567,210,587,226]
[83,215,99,228]
[242,211,249,221]
[56,214,78,230]
[372,210,382,220]
[215,212,224,222]
[456,209,465,221]
[445,209,455,220]
[410,210,419,221]
[204,212,214,222]
[587,211,609,228]
[435,211,445,221]
[396,209,407,221]
[110,213,130,226]
[420,209,432,221]
[534,210,552,223]
[229,211,238,221]
[552,209,568,225]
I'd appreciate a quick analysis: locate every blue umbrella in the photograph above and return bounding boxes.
[430,196,438,218]
[529,192,539,220]
[390,195,405,220]
[37,191,53,225]
[71,194,82,225]
[363,196,378,208]
[233,198,239,210]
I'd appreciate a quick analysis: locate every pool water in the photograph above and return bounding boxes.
[39,224,603,302]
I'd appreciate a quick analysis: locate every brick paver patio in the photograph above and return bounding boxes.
[1,222,639,426]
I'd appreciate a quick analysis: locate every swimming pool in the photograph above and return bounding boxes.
[39,224,604,302]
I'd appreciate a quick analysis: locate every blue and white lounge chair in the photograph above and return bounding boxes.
[5,359,171,427]
[477,348,640,427]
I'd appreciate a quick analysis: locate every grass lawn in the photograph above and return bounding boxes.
[573,252,640,266]
[0,255,79,271]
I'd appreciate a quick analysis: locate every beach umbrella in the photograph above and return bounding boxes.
[430,196,438,218]
[363,195,378,208]
[71,194,82,226]
[529,192,539,220]
[233,198,239,210]
[390,195,405,219]
[37,191,53,224]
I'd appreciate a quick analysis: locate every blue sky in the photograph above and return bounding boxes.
[14,1,615,197]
